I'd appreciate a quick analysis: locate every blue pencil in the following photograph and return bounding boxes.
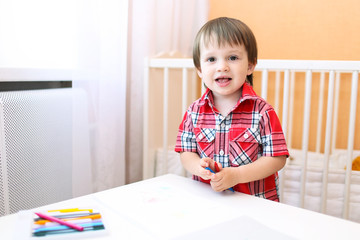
[34,221,104,232]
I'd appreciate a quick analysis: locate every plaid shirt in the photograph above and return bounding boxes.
[175,83,289,201]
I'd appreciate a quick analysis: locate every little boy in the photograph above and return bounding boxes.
[175,17,289,201]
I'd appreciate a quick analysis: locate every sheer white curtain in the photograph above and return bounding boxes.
[127,0,208,183]
[73,0,128,191]
[74,0,209,186]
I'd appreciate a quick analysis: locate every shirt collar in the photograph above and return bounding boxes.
[199,82,259,108]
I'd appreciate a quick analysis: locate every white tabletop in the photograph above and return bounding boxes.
[1,174,359,239]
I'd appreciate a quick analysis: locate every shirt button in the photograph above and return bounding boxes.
[221,122,225,128]
[219,150,224,156]
[244,133,249,139]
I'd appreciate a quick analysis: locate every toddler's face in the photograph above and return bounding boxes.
[197,40,255,101]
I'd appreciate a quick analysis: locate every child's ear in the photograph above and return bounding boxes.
[247,63,256,75]
[196,68,203,79]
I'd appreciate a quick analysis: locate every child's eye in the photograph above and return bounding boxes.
[207,57,216,62]
[229,56,238,61]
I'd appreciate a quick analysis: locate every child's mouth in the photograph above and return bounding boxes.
[216,77,231,87]
[216,77,231,82]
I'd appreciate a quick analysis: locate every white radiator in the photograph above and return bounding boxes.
[0,88,92,216]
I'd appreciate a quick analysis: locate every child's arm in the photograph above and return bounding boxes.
[180,152,216,180]
[210,155,286,192]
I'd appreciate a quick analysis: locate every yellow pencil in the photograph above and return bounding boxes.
[47,208,93,213]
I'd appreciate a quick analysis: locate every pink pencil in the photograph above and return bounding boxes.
[34,212,84,231]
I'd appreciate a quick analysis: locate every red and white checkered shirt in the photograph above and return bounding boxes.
[175,82,289,201]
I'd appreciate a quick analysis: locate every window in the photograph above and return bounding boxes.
[0,0,76,69]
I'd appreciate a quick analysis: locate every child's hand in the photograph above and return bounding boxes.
[199,157,215,180]
[210,164,237,192]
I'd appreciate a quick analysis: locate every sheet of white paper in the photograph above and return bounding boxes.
[172,215,296,240]
[94,180,239,239]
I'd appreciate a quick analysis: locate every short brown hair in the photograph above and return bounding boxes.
[193,17,258,85]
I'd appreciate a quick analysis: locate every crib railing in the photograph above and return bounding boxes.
[143,58,198,181]
[143,57,360,220]
[255,60,360,220]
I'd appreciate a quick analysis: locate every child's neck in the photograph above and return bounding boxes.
[213,89,242,116]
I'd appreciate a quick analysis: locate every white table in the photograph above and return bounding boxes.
[1,174,359,239]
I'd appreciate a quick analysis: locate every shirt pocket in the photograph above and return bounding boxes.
[229,128,260,165]
[194,127,216,157]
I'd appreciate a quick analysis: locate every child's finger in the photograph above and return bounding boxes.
[202,166,215,179]
[207,161,216,171]
[201,157,214,168]
[200,158,208,168]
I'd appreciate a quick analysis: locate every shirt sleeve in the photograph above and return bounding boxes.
[260,108,289,158]
[174,109,197,153]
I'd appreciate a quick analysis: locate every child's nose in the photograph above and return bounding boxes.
[217,60,229,72]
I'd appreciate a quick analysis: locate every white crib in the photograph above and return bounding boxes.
[143,57,360,222]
